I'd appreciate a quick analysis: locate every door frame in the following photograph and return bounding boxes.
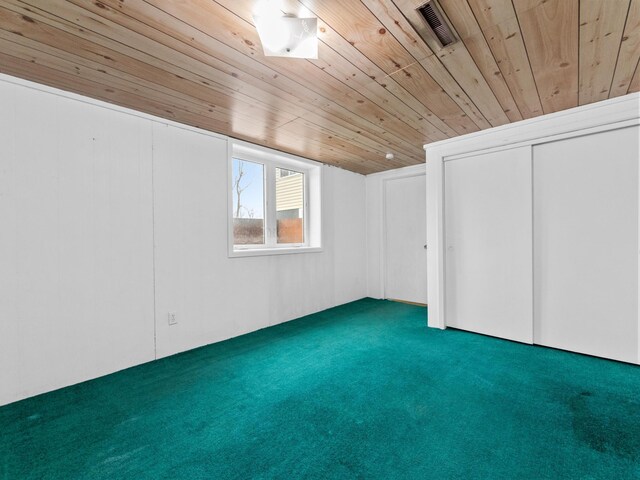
[382,171,427,303]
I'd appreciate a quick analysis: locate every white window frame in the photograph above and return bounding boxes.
[227,140,323,257]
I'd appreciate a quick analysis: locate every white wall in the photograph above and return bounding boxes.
[365,164,425,299]
[152,123,366,359]
[0,78,156,406]
[0,75,367,406]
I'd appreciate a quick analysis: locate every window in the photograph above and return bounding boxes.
[276,167,304,244]
[228,141,321,256]
[232,159,265,245]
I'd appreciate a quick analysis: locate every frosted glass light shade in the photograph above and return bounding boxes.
[253,16,318,59]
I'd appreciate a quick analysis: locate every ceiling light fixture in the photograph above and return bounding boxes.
[253,0,318,59]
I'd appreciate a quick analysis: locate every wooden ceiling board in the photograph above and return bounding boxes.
[107,0,421,165]
[579,0,631,105]
[0,35,294,132]
[295,0,480,135]
[141,0,428,162]
[215,0,449,142]
[437,0,523,122]
[393,0,510,127]
[0,0,637,173]
[0,2,310,127]
[609,0,640,98]
[312,13,452,139]
[101,0,426,151]
[515,0,579,114]
[0,50,372,171]
[93,0,423,161]
[360,0,495,129]
[467,0,544,118]
[6,0,401,172]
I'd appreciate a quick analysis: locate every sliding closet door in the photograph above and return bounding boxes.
[444,147,533,343]
[533,127,639,363]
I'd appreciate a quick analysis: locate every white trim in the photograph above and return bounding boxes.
[424,92,640,154]
[228,247,323,258]
[426,152,444,328]
[425,94,640,332]
[232,138,323,169]
[442,119,640,163]
[367,162,426,179]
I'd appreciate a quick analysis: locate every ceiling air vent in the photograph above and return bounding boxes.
[417,1,456,48]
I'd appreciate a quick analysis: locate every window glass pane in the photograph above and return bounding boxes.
[276,167,304,244]
[232,159,265,245]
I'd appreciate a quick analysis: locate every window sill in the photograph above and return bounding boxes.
[228,246,323,258]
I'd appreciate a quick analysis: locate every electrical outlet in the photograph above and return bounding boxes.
[168,312,177,326]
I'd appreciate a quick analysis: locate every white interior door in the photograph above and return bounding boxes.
[384,174,427,304]
[444,147,533,343]
[533,127,639,363]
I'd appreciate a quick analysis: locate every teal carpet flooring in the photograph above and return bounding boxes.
[1,298,639,479]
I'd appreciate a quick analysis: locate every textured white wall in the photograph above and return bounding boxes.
[0,75,367,406]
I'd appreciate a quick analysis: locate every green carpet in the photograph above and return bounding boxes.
[1,299,639,479]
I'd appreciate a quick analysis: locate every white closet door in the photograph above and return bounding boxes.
[533,127,639,363]
[384,174,427,304]
[444,147,533,343]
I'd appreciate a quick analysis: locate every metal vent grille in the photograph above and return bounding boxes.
[417,1,455,47]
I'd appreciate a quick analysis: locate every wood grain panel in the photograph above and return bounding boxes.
[391,0,510,127]
[468,0,543,118]
[14,0,418,170]
[82,0,425,147]
[515,0,579,113]
[296,0,479,135]
[94,0,423,160]
[361,0,496,129]
[137,0,427,158]
[579,0,630,105]
[215,0,448,141]
[438,0,523,122]
[0,48,392,174]
[0,0,635,173]
[469,0,515,27]
[0,35,287,130]
[610,0,640,97]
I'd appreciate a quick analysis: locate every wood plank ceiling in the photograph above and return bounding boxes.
[0,0,638,174]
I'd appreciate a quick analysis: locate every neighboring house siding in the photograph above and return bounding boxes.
[276,173,303,213]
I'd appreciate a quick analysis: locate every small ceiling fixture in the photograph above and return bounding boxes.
[253,0,318,59]
[386,153,394,161]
